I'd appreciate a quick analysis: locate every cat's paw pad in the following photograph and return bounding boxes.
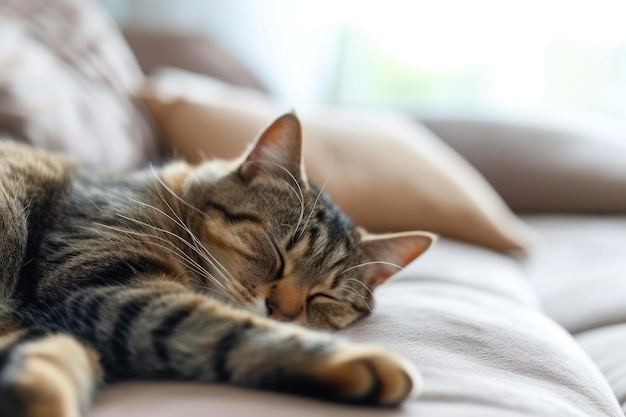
[312,346,421,406]
[0,360,79,417]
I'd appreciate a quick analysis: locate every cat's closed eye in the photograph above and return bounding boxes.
[270,240,285,280]
[307,293,337,303]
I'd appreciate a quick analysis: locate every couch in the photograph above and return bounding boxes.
[2,1,626,416]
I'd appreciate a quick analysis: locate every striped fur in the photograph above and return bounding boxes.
[0,114,435,416]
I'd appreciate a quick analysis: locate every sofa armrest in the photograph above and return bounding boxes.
[420,112,626,213]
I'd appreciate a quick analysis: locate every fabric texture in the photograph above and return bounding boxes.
[523,215,626,334]
[521,215,626,412]
[123,28,267,92]
[90,238,622,417]
[578,324,626,412]
[423,114,626,213]
[140,69,535,252]
[0,0,157,170]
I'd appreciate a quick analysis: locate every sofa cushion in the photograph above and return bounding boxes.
[90,239,622,417]
[0,0,157,170]
[577,324,626,412]
[139,69,535,252]
[523,215,626,334]
[423,114,626,213]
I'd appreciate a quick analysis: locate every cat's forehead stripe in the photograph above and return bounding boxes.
[202,198,263,224]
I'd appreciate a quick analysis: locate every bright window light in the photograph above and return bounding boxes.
[330,0,626,120]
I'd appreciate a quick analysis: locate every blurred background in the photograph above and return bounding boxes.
[101,0,626,121]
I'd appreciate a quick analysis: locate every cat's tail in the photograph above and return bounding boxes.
[0,323,102,417]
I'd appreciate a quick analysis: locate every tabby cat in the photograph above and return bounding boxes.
[0,113,435,417]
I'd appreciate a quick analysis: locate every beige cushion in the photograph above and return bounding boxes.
[0,0,157,170]
[140,69,534,252]
[90,239,622,417]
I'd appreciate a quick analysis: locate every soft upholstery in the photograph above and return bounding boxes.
[522,215,626,412]
[577,324,626,412]
[523,215,626,334]
[90,238,622,417]
[123,28,267,92]
[0,0,157,170]
[140,69,535,252]
[423,114,626,213]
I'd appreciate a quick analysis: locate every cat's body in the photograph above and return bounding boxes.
[0,114,434,417]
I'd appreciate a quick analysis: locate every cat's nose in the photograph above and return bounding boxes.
[266,299,299,321]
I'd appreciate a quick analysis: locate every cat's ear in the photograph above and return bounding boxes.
[359,231,437,288]
[238,112,306,183]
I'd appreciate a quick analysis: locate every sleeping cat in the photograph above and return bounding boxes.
[0,113,435,417]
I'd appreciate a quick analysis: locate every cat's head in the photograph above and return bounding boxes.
[182,113,436,330]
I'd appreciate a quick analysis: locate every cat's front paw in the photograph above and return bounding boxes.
[309,346,421,406]
[0,334,96,417]
[0,371,71,417]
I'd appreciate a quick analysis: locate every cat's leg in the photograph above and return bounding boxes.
[0,326,102,417]
[45,280,418,406]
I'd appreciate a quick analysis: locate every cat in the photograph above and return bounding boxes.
[0,113,435,417]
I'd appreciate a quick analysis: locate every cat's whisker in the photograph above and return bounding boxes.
[148,164,211,220]
[336,284,362,298]
[341,285,372,312]
[141,190,235,283]
[221,283,252,306]
[88,227,233,303]
[127,244,229,300]
[109,214,231,292]
[88,223,230,296]
[241,161,305,239]
[148,168,236,282]
[337,261,404,276]
[115,208,200,258]
[280,181,305,229]
[146,190,206,250]
[240,160,304,203]
[334,287,353,298]
[346,277,374,298]
[142,245,232,299]
[299,157,333,238]
[121,194,233,285]
[197,149,209,161]
[119,216,224,287]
